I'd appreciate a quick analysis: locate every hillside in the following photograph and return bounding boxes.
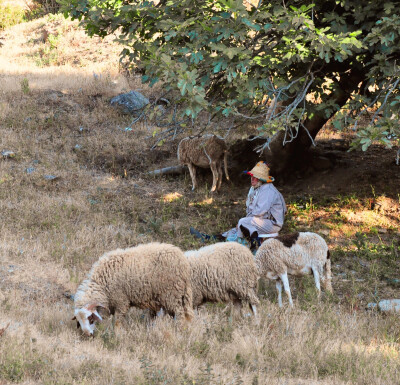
[0,14,399,385]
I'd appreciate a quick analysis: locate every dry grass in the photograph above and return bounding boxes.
[0,13,400,385]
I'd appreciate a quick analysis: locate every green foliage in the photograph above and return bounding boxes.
[60,0,400,149]
[34,32,62,67]
[0,1,25,30]
[20,78,30,94]
[0,340,52,383]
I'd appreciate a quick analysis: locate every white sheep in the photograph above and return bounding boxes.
[73,242,194,335]
[177,134,229,192]
[254,232,332,307]
[185,242,260,317]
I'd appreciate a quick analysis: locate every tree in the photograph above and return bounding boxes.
[60,0,400,173]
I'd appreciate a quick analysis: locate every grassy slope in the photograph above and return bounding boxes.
[0,14,399,385]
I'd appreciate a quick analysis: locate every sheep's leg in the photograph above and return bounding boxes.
[223,152,230,181]
[187,163,197,190]
[324,258,333,293]
[248,303,260,325]
[280,273,293,307]
[111,311,128,335]
[276,279,283,307]
[216,161,223,191]
[210,162,219,192]
[311,266,321,297]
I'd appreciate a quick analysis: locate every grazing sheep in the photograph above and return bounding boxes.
[254,232,332,307]
[185,242,260,317]
[73,243,193,335]
[177,134,229,192]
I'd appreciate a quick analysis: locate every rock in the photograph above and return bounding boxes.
[367,299,400,313]
[44,175,60,181]
[110,91,149,115]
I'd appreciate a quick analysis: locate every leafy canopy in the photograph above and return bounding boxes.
[60,0,400,153]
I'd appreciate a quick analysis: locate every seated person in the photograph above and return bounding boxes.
[190,161,287,247]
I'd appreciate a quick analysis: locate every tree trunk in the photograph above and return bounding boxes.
[262,69,366,177]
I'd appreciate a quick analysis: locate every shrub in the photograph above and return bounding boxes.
[30,0,61,16]
[0,1,25,30]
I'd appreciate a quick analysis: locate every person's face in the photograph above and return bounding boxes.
[251,175,259,186]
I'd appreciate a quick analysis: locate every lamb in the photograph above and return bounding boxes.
[177,134,230,192]
[185,242,260,317]
[254,232,332,307]
[73,242,194,335]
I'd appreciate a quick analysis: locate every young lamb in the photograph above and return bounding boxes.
[73,242,194,336]
[177,134,229,192]
[185,242,260,317]
[254,232,332,307]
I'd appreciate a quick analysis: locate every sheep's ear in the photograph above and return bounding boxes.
[87,303,109,313]
[96,304,110,317]
[71,315,81,328]
[86,303,109,319]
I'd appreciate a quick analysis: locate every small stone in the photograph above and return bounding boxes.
[44,175,59,181]
[26,167,36,174]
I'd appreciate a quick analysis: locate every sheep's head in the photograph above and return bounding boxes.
[72,303,106,336]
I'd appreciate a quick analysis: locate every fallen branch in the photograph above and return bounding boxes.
[147,165,186,176]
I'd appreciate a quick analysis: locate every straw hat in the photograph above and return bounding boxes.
[245,161,274,183]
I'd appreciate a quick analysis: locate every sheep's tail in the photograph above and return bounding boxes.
[324,250,333,293]
[224,151,230,181]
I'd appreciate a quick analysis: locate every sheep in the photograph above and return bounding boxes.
[73,242,194,336]
[254,232,332,307]
[185,242,260,317]
[177,134,230,192]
